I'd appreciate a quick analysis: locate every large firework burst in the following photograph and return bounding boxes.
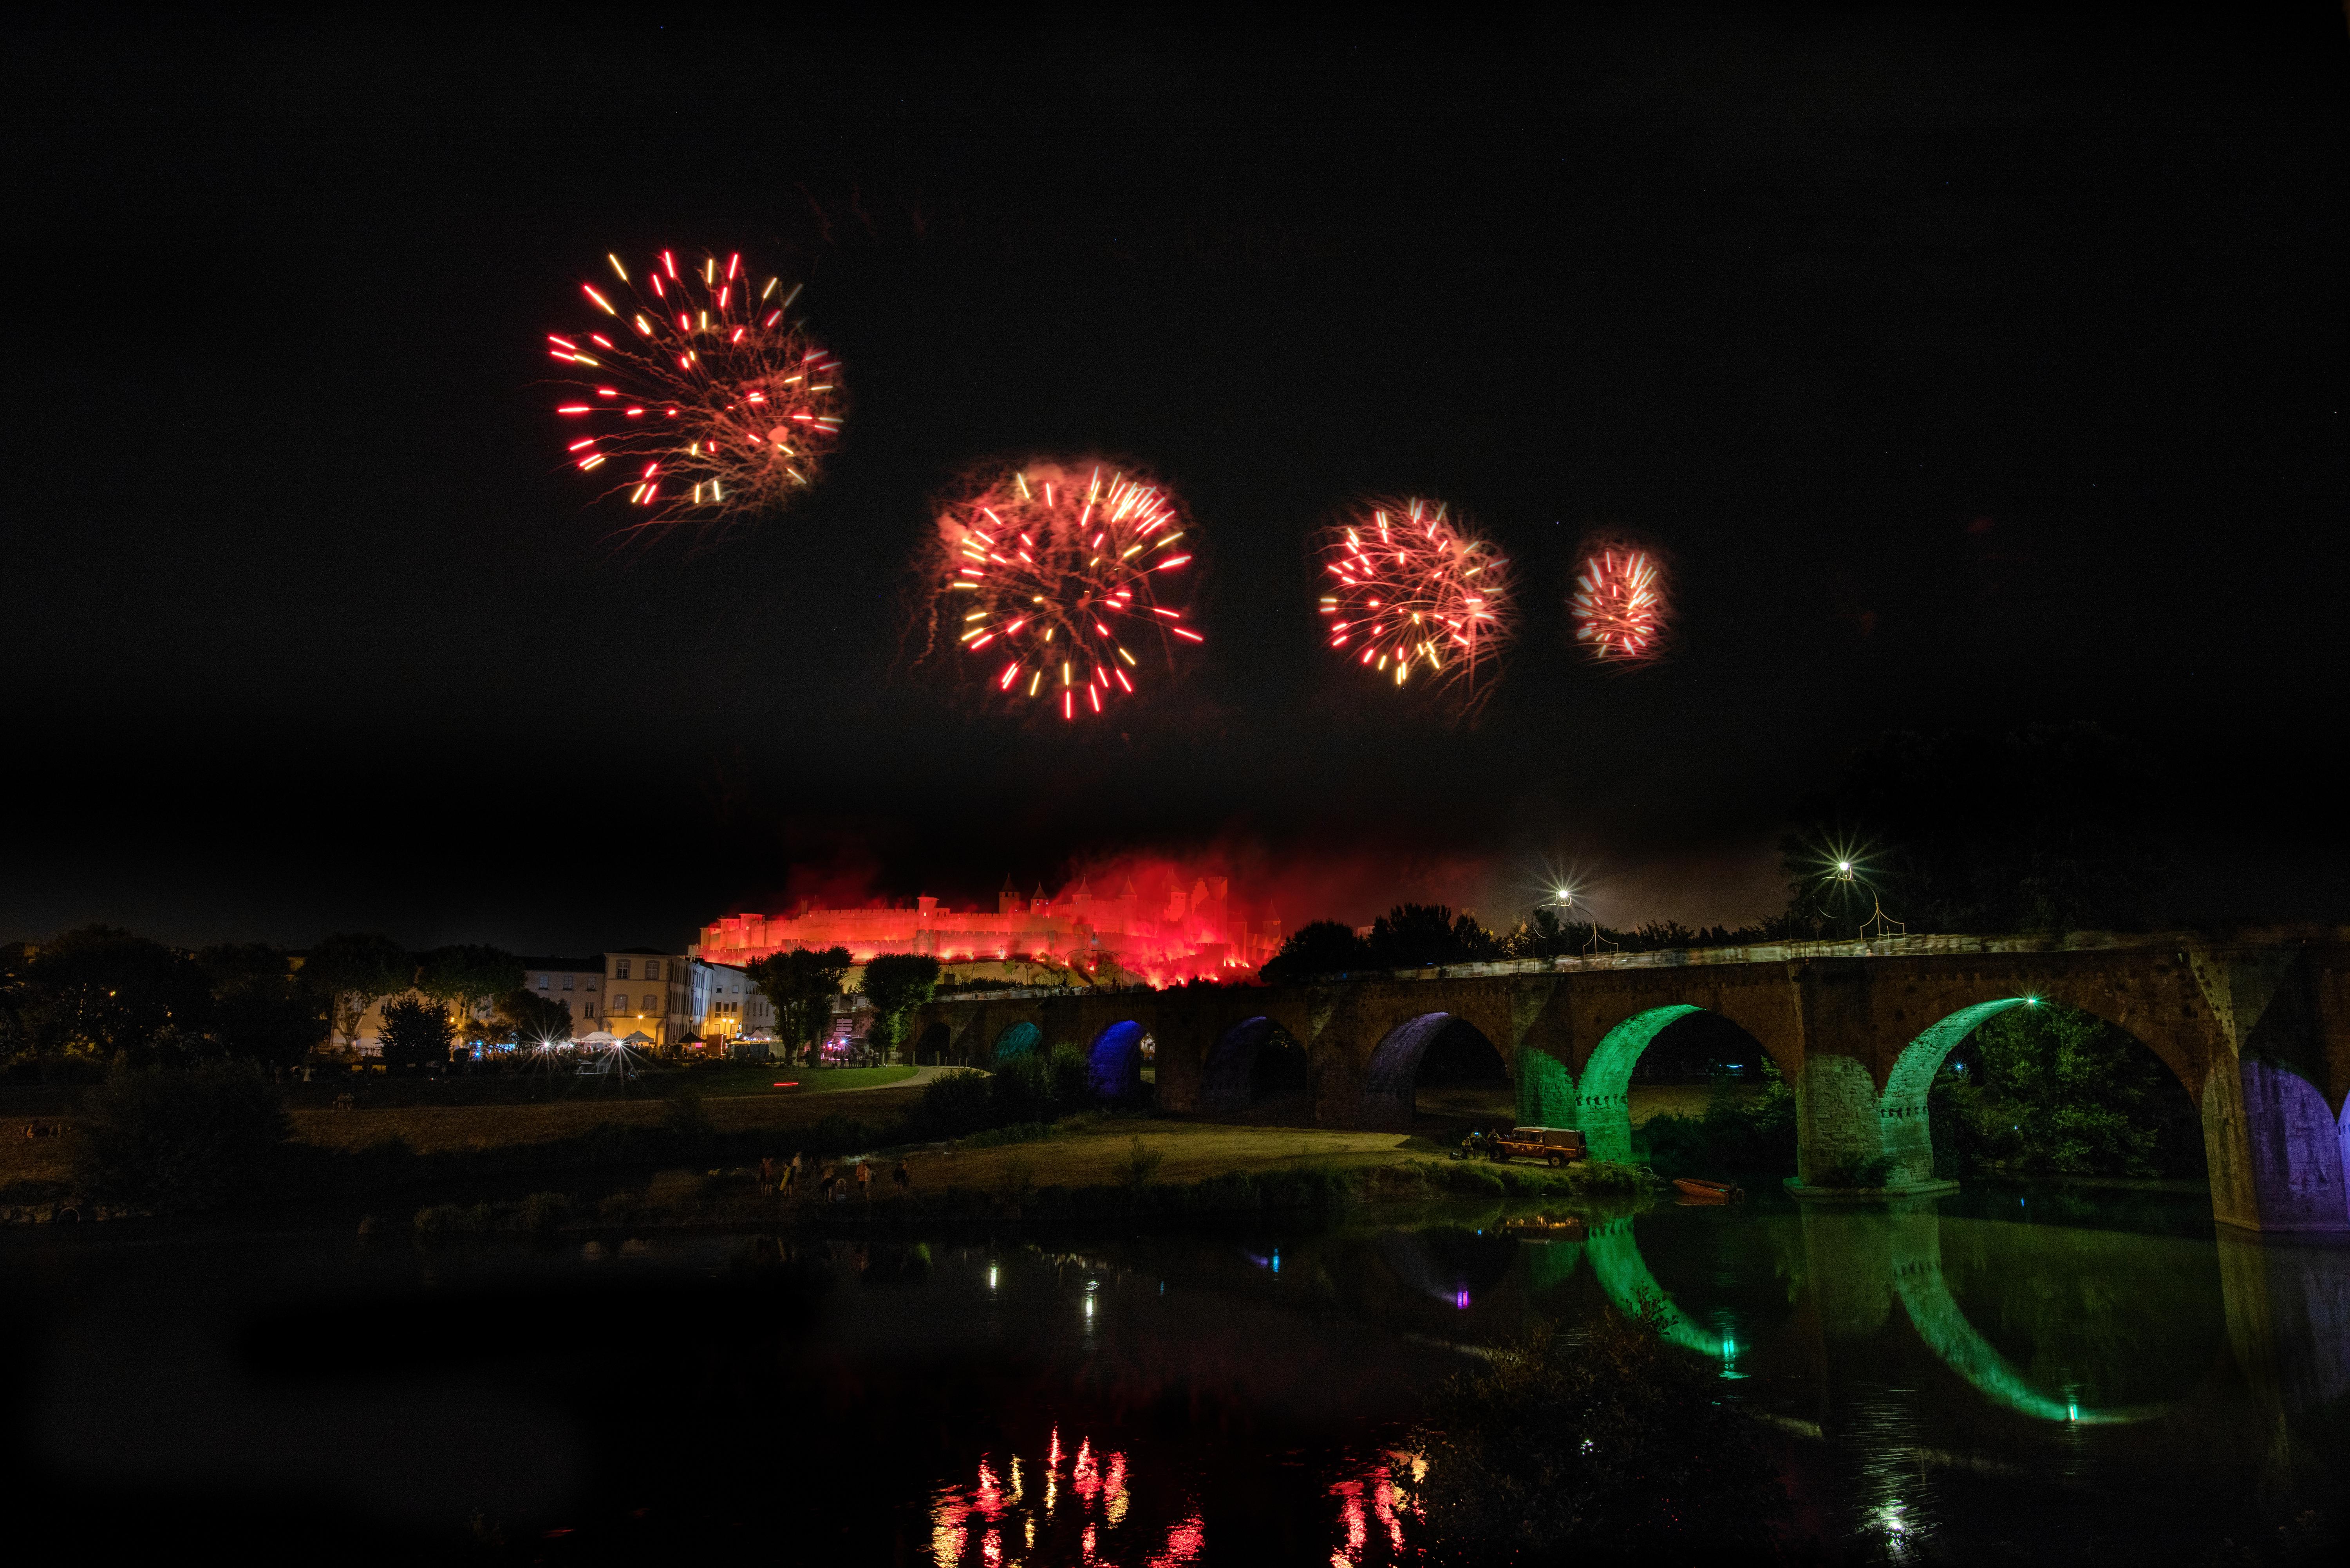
[547,250,843,531]
[1316,497,1512,701]
[1569,543,1669,662]
[931,459,1200,722]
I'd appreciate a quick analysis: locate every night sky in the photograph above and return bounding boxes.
[4,9,2345,953]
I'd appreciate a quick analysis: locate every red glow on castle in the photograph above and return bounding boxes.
[695,871,1282,987]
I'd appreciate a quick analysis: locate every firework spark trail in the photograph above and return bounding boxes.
[548,249,844,531]
[1315,497,1513,701]
[1569,545,1668,662]
[930,459,1200,722]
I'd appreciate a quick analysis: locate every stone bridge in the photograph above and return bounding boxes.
[902,927,2350,1234]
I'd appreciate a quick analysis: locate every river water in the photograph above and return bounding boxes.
[5,1185,2344,1563]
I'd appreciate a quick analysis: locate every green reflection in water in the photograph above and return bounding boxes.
[1585,1214,1731,1359]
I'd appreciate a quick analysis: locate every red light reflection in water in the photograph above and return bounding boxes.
[929,1427,1154,1566]
[928,1431,1419,1565]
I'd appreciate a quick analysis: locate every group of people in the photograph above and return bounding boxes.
[757,1152,913,1201]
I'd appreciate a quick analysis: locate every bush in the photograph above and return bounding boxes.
[910,1069,995,1139]
[73,1059,291,1210]
[1045,1043,1093,1111]
[663,1091,714,1153]
[517,1191,573,1230]
[1633,1063,1797,1180]
[1119,1135,1165,1187]
[414,1201,494,1233]
[965,1121,1055,1149]
[1805,1153,1895,1188]
[1408,1301,1784,1562]
[991,1051,1058,1125]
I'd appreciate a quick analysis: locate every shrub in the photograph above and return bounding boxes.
[414,1201,493,1233]
[517,1191,573,1231]
[965,1121,1055,1149]
[1119,1135,1165,1187]
[1045,1043,1093,1112]
[73,1059,291,1211]
[911,1069,995,1139]
[807,1113,879,1154]
[1567,1159,1657,1195]
[991,1051,1058,1125]
[1805,1153,1894,1188]
[1408,1301,1784,1562]
[663,1091,714,1153]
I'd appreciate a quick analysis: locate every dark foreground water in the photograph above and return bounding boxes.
[4,1186,2345,1564]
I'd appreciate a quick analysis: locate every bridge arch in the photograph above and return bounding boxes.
[1574,1006,1778,1163]
[1086,1020,1149,1101]
[1361,1012,1508,1128]
[991,1021,1041,1064]
[1198,1016,1309,1114]
[1874,996,2208,1190]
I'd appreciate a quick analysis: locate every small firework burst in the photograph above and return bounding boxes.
[1316,497,1512,703]
[548,249,843,532]
[1569,543,1669,663]
[928,458,1199,722]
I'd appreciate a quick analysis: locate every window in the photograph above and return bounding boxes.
[615,960,631,980]
[562,975,574,991]
[612,994,628,1012]
[536,974,550,989]
[645,960,662,981]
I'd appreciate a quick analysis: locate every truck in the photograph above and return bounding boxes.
[1486,1125,1587,1167]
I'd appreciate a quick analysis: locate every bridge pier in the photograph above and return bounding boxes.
[2203,1058,2350,1233]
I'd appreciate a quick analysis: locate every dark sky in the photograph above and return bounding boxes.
[3,7,2345,952]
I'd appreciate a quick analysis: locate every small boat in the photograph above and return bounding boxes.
[1672,1178,1744,1203]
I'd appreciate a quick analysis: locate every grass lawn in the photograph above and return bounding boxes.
[705,1064,916,1098]
[895,1119,1421,1192]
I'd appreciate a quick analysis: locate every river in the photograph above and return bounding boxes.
[5,1184,2343,1563]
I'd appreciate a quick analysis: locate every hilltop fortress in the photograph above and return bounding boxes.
[694,874,1283,987]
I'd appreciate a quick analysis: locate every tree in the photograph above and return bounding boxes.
[197,943,325,1068]
[378,994,455,1069]
[416,945,524,1039]
[860,954,941,1063]
[746,947,853,1065]
[1257,920,1372,983]
[1782,723,2164,936]
[1930,1002,2205,1179]
[1365,903,1502,968]
[305,933,413,1057]
[495,988,575,1046]
[22,925,211,1062]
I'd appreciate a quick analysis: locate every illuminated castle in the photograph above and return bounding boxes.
[694,875,1281,986]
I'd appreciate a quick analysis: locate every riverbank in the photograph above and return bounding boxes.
[394,1125,1655,1238]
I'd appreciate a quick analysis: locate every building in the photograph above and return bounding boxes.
[519,955,607,1031]
[694,874,1281,986]
[602,948,774,1054]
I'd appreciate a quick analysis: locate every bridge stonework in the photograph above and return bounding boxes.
[904,929,2350,1233]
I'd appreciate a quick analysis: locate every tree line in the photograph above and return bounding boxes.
[1260,722,2170,981]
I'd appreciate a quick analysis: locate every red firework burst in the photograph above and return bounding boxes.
[933,459,1199,722]
[548,249,843,530]
[1570,544,1669,661]
[1316,497,1512,699]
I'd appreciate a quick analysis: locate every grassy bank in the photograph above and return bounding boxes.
[396,1125,1656,1237]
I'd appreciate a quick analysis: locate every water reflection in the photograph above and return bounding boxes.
[5,1183,2343,1562]
[926,1428,1195,1566]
